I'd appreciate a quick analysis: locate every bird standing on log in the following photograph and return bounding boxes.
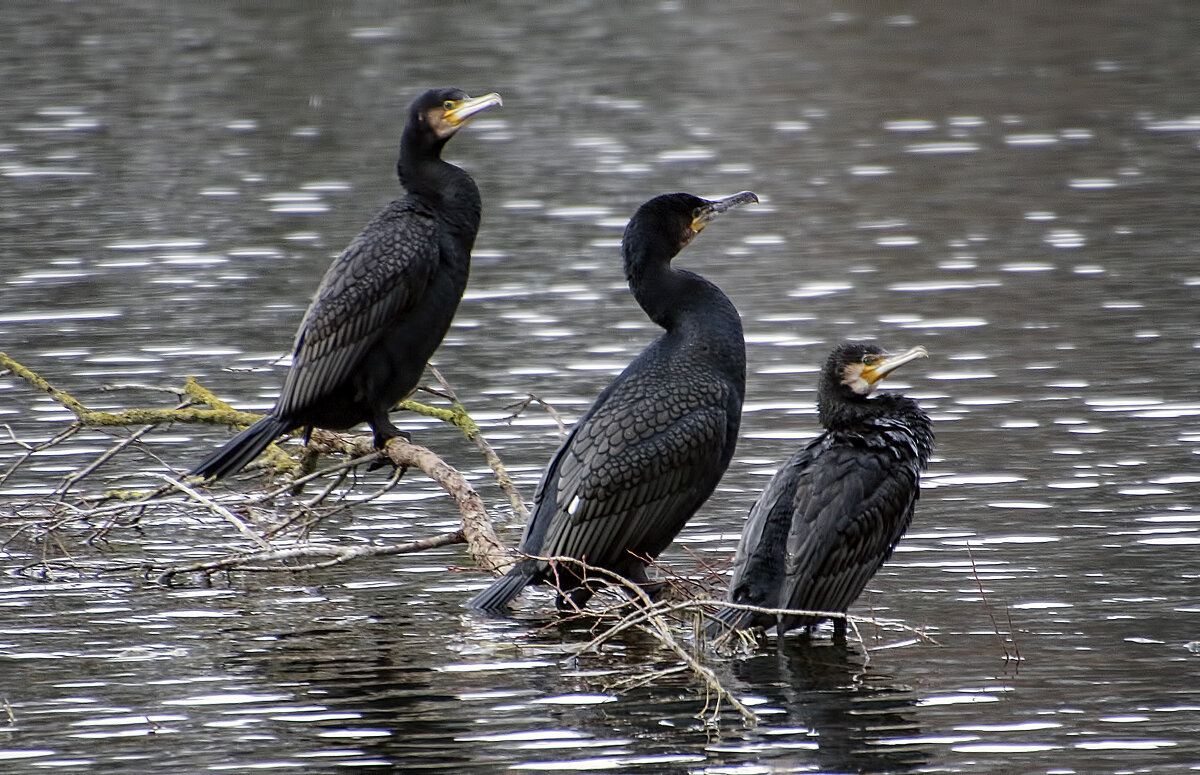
[190,88,501,480]
[708,342,933,642]
[468,191,758,613]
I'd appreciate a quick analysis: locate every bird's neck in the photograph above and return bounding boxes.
[628,261,744,362]
[397,136,481,224]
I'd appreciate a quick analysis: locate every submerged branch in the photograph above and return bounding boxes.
[156,531,465,583]
[0,351,935,731]
[524,554,758,725]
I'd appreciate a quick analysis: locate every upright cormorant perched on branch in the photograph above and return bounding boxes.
[189,88,501,480]
[468,191,759,613]
[709,342,933,641]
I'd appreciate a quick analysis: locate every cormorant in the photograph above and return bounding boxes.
[189,88,501,480]
[708,341,933,641]
[468,191,759,612]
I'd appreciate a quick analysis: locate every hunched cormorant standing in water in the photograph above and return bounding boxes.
[189,88,501,480]
[468,191,759,612]
[708,342,933,641]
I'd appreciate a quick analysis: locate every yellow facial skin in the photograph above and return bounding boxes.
[843,346,929,396]
[680,191,759,249]
[691,190,760,233]
[429,92,503,138]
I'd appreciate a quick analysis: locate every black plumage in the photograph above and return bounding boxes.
[468,191,759,613]
[189,88,501,480]
[709,341,934,641]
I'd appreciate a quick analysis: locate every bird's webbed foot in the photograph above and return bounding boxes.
[370,417,411,449]
[625,564,669,601]
[366,417,411,472]
[556,582,600,613]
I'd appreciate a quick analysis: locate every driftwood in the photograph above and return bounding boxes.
[0,351,944,727]
[306,429,512,576]
[0,350,519,578]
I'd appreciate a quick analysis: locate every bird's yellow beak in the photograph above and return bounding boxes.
[860,346,929,386]
[443,92,503,127]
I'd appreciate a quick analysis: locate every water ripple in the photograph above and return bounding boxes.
[905,142,981,154]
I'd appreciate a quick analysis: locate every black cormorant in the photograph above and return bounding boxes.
[468,191,759,612]
[189,88,501,480]
[708,341,933,641]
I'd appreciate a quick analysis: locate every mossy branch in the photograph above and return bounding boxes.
[1,350,520,576]
[1,351,261,427]
[1,353,522,512]
[400,397,529,523]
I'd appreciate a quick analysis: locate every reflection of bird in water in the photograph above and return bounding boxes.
[718,642,928,772]
[709,342,934,640]
[468,191,759,613]
[190,88,502,480]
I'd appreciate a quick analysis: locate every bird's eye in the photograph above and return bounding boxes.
[443,100,455,111]
[692,208,702,218]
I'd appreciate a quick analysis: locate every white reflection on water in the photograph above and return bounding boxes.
[1004,133,1059,147]
[1044,229,1086,248]
[1068,177,1118,190]
[530,694,617,706]
[1,165,93,178]
[1074,740,1177,750]
[954,742,1060,753]
[0,309,121,322]
[656,147,715,163]
[905,142,981,154]
[162,693,292,707]
[849,164,892,177]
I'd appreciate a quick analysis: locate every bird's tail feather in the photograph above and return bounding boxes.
[467,565,534,613]
[188,415,292,481]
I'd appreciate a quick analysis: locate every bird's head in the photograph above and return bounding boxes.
[623,191,759,261]
[826,342,928,399]
[409,88,503,141]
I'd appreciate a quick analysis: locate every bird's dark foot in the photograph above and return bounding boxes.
[556,583,599,613]
[623,564,668,603]
[611,578,670,619]
[366,419,410,472]
[624,580,672,609]
[367,457,409,476]
[366,420,410,470]
[372,423,411,449]
[635,580,669,601]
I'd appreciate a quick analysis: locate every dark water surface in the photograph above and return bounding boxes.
[3,2,1199,771]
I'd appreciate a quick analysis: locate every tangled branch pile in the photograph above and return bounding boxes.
[0,352,932,726]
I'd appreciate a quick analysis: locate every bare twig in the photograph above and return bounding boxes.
[306,430,512,575]
[402,367,529,524]
[503,393,569,439]
[517,553,757,725]
[696,597,938,647]
[57,404,189,498]
[155,530,465,583]
[154,474,271,550]
[965,540,1018,663]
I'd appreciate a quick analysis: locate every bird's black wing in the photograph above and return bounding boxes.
[537,375,735,573]
[274,201,438,416]
[716,440,818,626]
[780,434,921,624]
